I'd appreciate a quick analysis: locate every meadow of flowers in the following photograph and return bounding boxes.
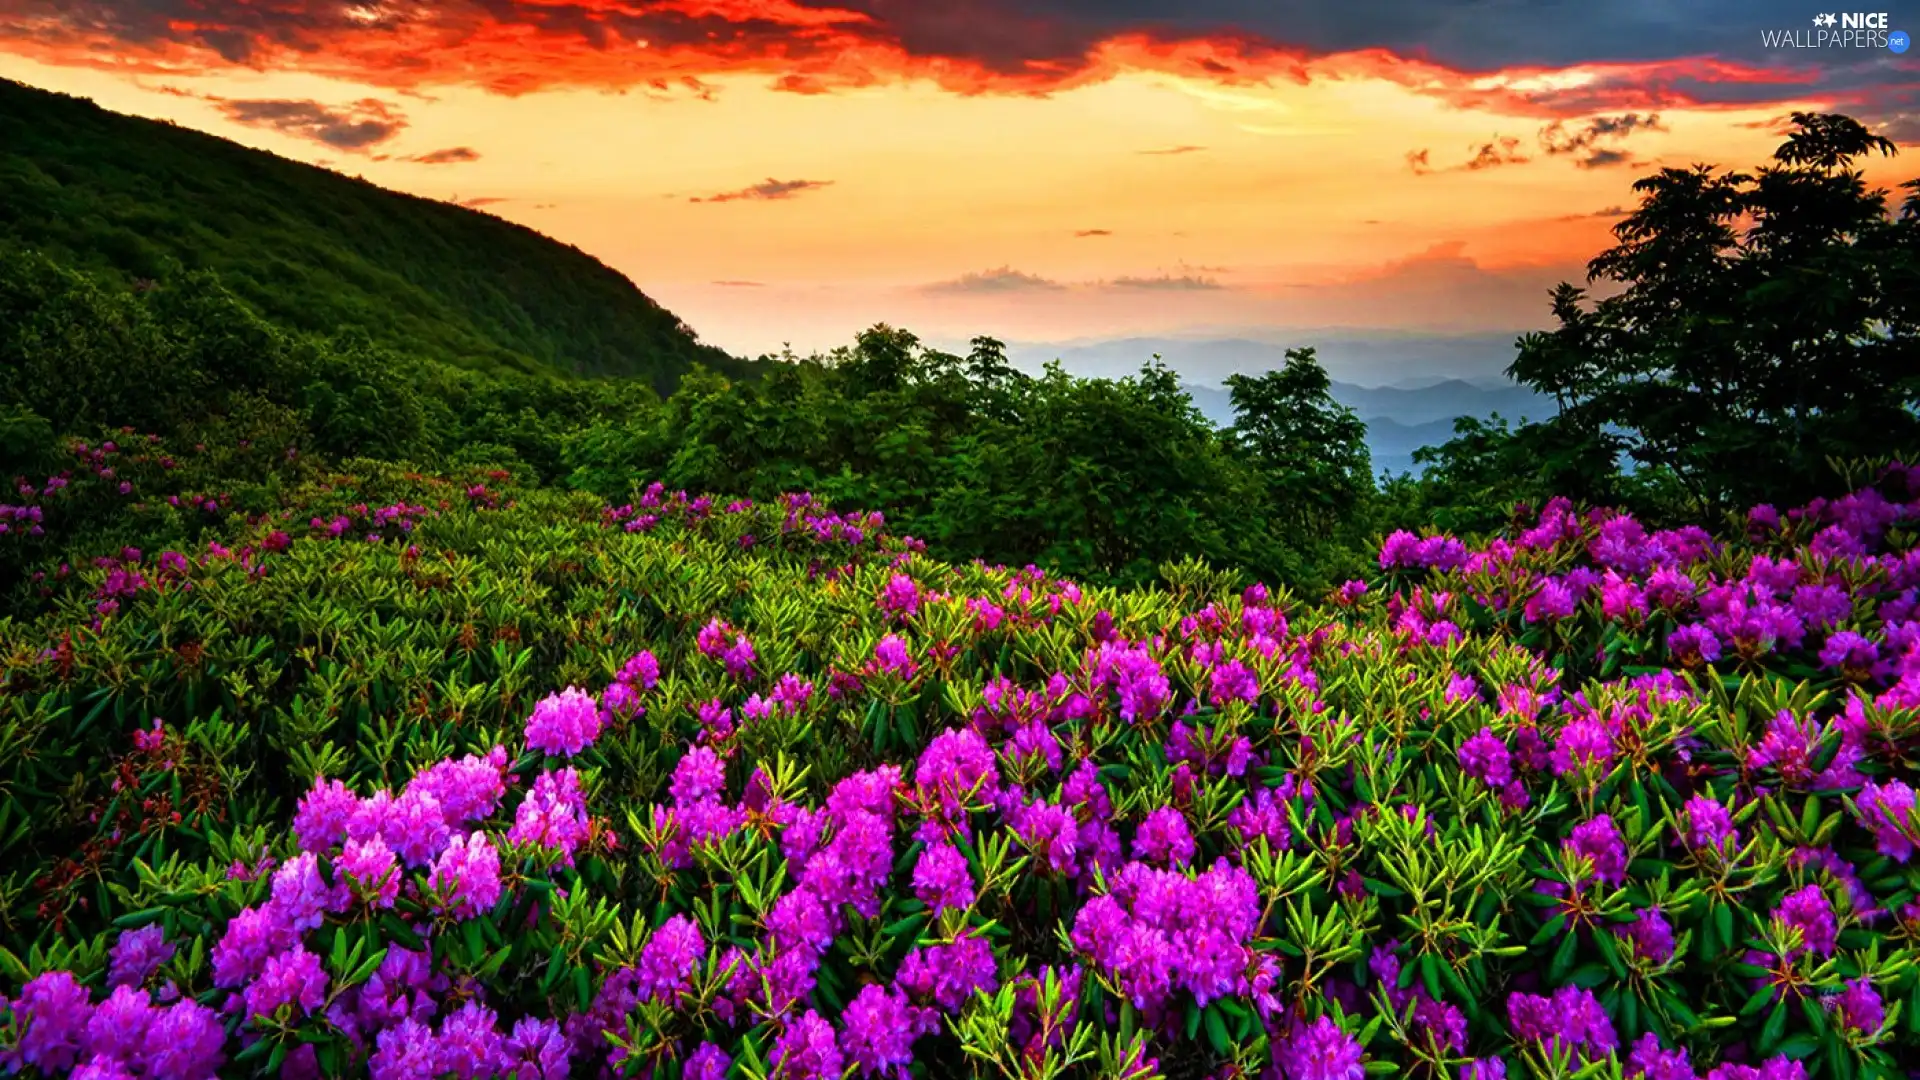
[1,451,1917,1080]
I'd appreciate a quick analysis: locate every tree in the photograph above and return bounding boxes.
[1507,112,1920,509]
[1225,347,1372,538]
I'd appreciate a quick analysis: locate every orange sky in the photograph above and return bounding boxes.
[2,1,1916,356]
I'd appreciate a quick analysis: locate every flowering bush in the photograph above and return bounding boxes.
[1,462,1917,1079]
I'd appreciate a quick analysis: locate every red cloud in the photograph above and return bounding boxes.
[0,0,1909,127]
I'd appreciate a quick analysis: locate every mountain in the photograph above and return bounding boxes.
[0,79,751,394]
[1002,331,1528,387]
[1182,379,1555,476]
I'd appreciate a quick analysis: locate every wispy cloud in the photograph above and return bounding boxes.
[921,267,1068,295]
[712,279,766,287]
[210,96,405,150]
[407,145,480,164]
[1412,112,1666,174]
[1539,112,1665,168]
[1139,145,1206,155]
[1103,273,1224,290]
[690,178,834,203]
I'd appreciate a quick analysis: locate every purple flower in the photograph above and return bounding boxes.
[1550,717,1614,780]
[1564,815,1629,886]
[770,1010,844,1080]
[870,634,918,679]
[1681,795,1739,856]
[82,985,155,1067]
[685,1042,732,1080]
[1820,631,1880,679]
[372,1019,438,1079]
[1617,908,1675,965]
[211,905,296,988]
[1523,578,1577,623]
[1829,977,1885,1033]
[268,852,349,933]
[1856,779,1917,862]
[107,925,175,990]
[618,650,661,690]
[1228,786,1291,851]
[244,946,328,1021]
[435,1000,508,1078]
[840,984,938,1078]
[1507,985,1616,1059]
[672,746,729,806]
[146,999,226,1080]
[293,776,359,853]
[339,836,401,908]
[896,933,999,1012]
[1625,1032,1693,1080]
[72,1056,136,1080]
[879,573,921,619]
[1774,884,1837,959]
[912,840,976,914]
[380,788,453,868]
[504,1016,572,1079]
[7,972,93,1076]
[1272,1014,1364,1080]
[1458,728,1513,788]
[1459,1060,1507,1080]
[407,749,509,828]
[429,831,504,920]
[636,915,706,1003]
[524,687,603,757]
[1208,659,1259,706]
[1666,624,1722,666]
[509,767,592,864]
[1132,806,1195,867]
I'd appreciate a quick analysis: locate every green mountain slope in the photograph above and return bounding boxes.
[0,78,752,393]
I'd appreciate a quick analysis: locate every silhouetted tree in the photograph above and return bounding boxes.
[1508,111,1920,509]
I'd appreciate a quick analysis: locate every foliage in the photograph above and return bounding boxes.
[0,462,1917,1078]
[0,78,754,392]
[1503,112,1920,510]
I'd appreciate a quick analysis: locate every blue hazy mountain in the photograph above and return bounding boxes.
[997,334,1556,476]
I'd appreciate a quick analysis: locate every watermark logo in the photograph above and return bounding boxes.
[1762,11,1907,47]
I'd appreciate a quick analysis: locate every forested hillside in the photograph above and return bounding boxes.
[0,79,753,391]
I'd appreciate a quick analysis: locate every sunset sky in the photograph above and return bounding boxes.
[1,1,1917,358]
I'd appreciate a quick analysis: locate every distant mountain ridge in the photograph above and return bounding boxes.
[1181,380,1553,475]
[0,78,752,393]
[1181,379,1555,475]
[997,334,1552,476]
[1003,332,1531,388]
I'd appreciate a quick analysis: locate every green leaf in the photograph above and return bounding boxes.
[111,906,167,929]
[1204,1005,1231,1056]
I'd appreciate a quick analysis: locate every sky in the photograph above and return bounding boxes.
[1,1,1917,360]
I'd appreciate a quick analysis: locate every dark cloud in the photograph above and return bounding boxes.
[922,267,1069,294]
[1140,144,1206,155]
[209,96,405,150]
[1104,273,1224,290]
[1464,136,1529,170]
[455,195,506,206]
[1539,112,1663,167]
[690,178,834,203]
[1578,147,1633,168]
[408,145,480,164]
[1075,228,1112,236]
[1412,112,1667,173]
